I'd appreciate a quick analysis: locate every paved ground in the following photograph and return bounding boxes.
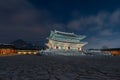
[0,55,120,80]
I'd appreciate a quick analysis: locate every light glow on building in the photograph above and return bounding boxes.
[46,30,87,51]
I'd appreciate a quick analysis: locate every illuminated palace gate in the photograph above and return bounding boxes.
[46,30,87,51]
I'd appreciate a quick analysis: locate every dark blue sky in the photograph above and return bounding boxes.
[0,0,120,48]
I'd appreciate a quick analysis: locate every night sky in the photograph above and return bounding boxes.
[0,0,120,49]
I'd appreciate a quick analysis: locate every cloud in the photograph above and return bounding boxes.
[110,10,120,24]
[0,0,52,42]
[67,9,120,32]
[0,0,68,44]
[99,29,118,36]
[67,12,108,31]
[85,36,120,49]
[67,9,120,48]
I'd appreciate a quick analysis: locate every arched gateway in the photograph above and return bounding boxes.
[46,30,87,51]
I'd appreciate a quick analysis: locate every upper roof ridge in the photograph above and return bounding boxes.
[54,30,74,35]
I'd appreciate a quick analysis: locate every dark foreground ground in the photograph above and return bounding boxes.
[0,55,120,80]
